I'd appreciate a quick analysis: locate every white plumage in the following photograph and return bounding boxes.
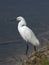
[16,16,40,46]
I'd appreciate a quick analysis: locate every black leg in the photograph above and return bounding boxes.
[34,46,37,64]
[26,43,29,55]
[34,46,36,51]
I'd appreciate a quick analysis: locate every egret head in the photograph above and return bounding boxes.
[16,16,26,26]
[16,16,24,21]
[10,16,26,25]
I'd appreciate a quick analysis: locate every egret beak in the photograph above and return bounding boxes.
[10,18,16,21]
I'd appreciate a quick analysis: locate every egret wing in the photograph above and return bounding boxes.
[22,26,36,42]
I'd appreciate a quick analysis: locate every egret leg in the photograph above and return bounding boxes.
[33,46,37,64]
[26,43,29,55]
[34,46,36,51]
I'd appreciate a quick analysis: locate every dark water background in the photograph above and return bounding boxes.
[0,0,49,65]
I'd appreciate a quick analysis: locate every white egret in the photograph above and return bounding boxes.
[16,16,40,55]
[10,16,40,54]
